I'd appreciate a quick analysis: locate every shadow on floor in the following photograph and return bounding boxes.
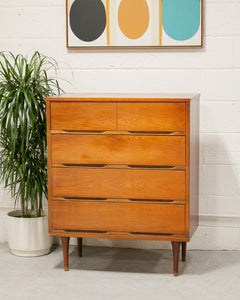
[54,245,240,275]
[55,245,191,275]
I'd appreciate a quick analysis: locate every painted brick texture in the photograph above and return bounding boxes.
[0,0,239,249]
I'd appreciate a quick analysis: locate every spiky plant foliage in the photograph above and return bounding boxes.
[0,51,62,217]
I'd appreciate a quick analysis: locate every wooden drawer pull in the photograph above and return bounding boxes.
[61,197,107,201]
[130,232,173,236]
[59,164,176,170]
[56,198,177,203]
[128,165,175,169]
[128,131,176,135]
[64,230,107,234]
[103,131,176,135]
[62,130,106,133]
[61,164,107,168]
[129,199,175,203]
[64,230,173,236]
[53,130,178,135]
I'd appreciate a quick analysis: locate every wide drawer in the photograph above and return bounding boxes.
[51,135,186,166]
[51,102,117,131]
[118,102,185,132]
[52,168,185,200]
[51,200,186,234]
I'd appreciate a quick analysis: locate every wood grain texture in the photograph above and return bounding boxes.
[50,230,189,242]
[61,237,70,271]
[189,95,200,238]
[77,238,82,257]
[182,242,187,262]
[46,93,196,102]
[51,168,186,200]
[46,101,53,232]
[171,241,180,276]
[51,102,117,131]
[118,102,186,132]
[52,200,186,234]
[51,134,186,166]
[46,94,200,275]
[185,102,190,238]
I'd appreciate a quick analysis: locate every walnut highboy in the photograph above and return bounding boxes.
[46,93,199,276]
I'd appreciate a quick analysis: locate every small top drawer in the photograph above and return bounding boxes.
[51,102,117,131]
[118,102,185,132]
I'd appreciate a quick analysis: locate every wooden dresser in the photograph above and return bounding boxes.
[46,93,199,276]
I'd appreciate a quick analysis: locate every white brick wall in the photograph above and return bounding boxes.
[0,0,240,249]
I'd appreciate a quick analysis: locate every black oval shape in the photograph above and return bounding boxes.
[70,0,106,42]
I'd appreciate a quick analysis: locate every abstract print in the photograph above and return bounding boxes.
[67,0,202,47]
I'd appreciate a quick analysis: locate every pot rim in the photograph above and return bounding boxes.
[7,210,48,218]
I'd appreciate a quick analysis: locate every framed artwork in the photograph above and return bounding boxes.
[66,0,203,49]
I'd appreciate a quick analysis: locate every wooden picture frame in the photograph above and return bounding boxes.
[66,0,203,49]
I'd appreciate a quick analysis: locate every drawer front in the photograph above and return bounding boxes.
[51,135,186,166]
[51,102,117,131]
[52,200,186,234]
[52,168,185,200]
[118,103,185,132]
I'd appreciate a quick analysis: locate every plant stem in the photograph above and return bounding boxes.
[34,194,39,217]
[20,188,25,218]
[38,200,42,218]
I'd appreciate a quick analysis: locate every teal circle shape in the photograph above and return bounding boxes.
[162,0,200,41]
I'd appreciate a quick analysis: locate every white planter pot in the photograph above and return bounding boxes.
[7,210,53,257]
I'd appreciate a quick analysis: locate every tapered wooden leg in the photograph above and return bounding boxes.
[171,241,181,276]
[61,237,70,271]
[77,238,82,257]
[182,242,187,262]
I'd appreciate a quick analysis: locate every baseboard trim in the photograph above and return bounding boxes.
[200,214,240,228]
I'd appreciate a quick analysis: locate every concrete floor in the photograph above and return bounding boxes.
[0,243,240,300]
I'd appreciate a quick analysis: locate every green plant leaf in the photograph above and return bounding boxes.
[0,51,63,217]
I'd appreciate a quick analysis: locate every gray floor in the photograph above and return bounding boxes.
[0,243,240,300]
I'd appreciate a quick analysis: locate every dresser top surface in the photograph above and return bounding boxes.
[46,93,199,102]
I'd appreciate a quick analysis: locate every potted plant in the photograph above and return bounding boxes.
[0,51,62,256]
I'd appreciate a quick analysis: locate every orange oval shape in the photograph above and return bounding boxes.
[118,0,149,40]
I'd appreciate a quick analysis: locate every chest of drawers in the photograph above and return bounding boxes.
[46,93,199,276]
